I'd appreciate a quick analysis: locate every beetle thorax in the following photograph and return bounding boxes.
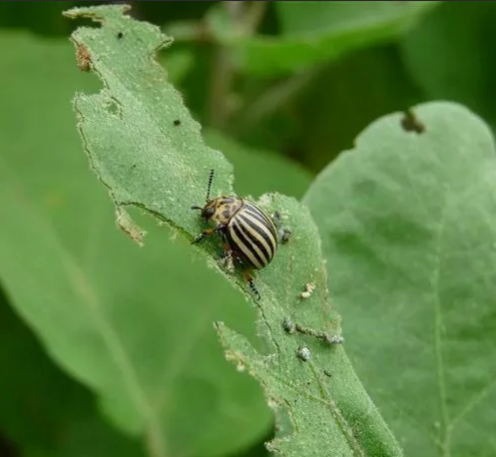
[204,197,243,226]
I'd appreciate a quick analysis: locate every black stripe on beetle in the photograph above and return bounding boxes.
[235,214,275,258]
[240,206,277,251]
[229,219,268,269]
[239,209,277,248]
[191,169,280,299]
[245,204,275,231]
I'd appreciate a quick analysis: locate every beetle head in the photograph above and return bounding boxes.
[191,200,215,221]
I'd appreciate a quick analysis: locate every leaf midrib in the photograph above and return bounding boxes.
[431,195,450,457]
[432,181,496,456]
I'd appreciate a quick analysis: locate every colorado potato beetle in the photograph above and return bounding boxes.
[191,169,279,299]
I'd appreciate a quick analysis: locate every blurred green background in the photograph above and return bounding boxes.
[1,1,495,456]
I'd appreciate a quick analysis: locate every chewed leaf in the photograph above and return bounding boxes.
[65,4,233,237]
[65,5,403,457]
[115,206,146,246]
[0,31,277,457]
[304,102,496,457]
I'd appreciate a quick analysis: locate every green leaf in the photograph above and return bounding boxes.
[0,31,272,457]
[276,1,431,37]
[65,5,404,457]
[53,419,147,457]
[303,102,496,456]
[0,288,145,457]
[207,1,439,76]
[401,2,496,127]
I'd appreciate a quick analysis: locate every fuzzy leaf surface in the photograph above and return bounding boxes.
[304,102,496,457]
[63,5,405,457]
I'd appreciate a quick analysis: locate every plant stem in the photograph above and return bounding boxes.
[207,1,268,129]
[245,0,267,32]
[207,1,245,129]
[231,68,319,135]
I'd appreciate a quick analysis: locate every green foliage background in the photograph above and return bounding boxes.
[0,2,494,457]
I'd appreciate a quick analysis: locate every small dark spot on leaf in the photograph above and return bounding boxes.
[324,370,332,377]
[117,31,124,39]
[272,211,291,244]
[283,317,295,334]
[75,43,92,72]
[173,119,181,126]
[401,110,425,134]
[281,228,292,244]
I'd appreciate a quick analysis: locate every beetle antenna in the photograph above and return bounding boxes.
[206,169,214,202]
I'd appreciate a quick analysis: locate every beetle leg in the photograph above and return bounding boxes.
[219,243,233,263]
[192,228,216,244]
[192,225,226,245]
[228,250,261,300]
[217,231,232,258]
[242,270,261,301]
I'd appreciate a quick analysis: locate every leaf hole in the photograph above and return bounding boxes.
[105,97,123,118]
[63,11,104,31]
[401,110,426,134]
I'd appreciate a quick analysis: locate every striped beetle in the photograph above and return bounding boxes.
[191,169,279,299]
